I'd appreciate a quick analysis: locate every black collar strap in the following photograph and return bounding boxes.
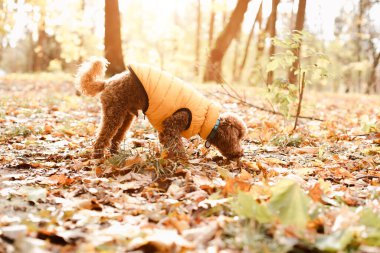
[205,118,220,148]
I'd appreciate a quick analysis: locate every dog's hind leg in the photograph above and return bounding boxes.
[93,106,126,159]
[158,110,190,159]
[110,113,135,154]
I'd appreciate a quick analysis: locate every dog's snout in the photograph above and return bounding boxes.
[225,148,244,160]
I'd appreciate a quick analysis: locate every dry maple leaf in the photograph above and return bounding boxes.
[223,177,251,195]
[48,174,75,186]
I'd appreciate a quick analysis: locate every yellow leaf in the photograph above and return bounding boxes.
[239,169,253,181]
[263,157,287,165]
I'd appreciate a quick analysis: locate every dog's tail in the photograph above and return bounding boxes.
[75,57,109,96]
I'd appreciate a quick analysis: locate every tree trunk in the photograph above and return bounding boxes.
[253,9,266,75]
[366,52,380,94]
[208,0,216,49]
[104,0,125,76]
[266,0,280,85]
[32,14,47,72]
[288,0,306,85]
[355,0,364,92]
[237,1,262,79]
[232,31,241,80]
[194,0,202,75]
[203,0,251,82]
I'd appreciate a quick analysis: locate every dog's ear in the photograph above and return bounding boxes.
[236,119,247,139]
[221,113,247,139]
[234,116,247,139]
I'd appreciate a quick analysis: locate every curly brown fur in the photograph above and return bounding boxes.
[76,58,246,160]
[94,73,147,158]
[208,113,247,160]
[110,113,135,153]
[76,57,109,96]
[159,110,189,159]
[76,59,147,158]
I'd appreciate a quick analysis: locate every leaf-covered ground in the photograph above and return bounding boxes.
[0,74,379,253]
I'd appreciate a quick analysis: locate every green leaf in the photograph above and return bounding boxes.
[218,167,233,180]
[232,192,272,224]
[361,229,380,246]
[359,208,380,229]
[362,122,379,134]
[266,60,279,73]
[268,179,310,228]
[316,230,355,252]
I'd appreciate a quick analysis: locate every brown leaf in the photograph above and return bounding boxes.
[263,157,287,166]
[48,174,75,186]
[77,199,102,211]
[223,177,251,195]
[124,155,143,168]
[239,169,253,181]
[44,124,53,134]
[309,182,323,203]
[95,167,103,177]
[62,128,75,136]
[240,160,260,172]
[332,167,354,179]
[257,161,269,179]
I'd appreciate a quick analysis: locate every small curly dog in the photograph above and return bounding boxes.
[75,57,246,160]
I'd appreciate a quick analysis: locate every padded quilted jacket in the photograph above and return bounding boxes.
[128,63,220,139]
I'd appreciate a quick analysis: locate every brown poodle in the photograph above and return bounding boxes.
[76,57,247,160]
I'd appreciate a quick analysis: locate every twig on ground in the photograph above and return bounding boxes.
[356,175,380,180]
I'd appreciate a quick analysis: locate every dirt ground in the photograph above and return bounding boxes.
[1,74,380,253]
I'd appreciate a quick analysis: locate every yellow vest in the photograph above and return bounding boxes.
[129,63,220,139]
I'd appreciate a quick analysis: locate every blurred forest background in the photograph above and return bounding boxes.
[0,0,379,93]
[1,2,380,251]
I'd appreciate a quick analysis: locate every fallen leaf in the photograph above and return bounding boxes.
[292,147,319,155]
[316,230,354,251]
[44,124,53,134]
[269,179,310,228]
[309,182,323,202]
[223,177,251,195]
[124,155,143,167]
[231,192,272,223]
[239,169,253,181]
[48,174,75,186]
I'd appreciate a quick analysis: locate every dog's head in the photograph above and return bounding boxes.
[208,113,247,160]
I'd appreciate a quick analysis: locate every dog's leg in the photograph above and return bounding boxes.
[158,110,189,159]
[93,106,125,158]
[110,113,135,153]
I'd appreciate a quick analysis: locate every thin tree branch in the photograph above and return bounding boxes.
[215,89,323,121]
[293,71,306,131]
